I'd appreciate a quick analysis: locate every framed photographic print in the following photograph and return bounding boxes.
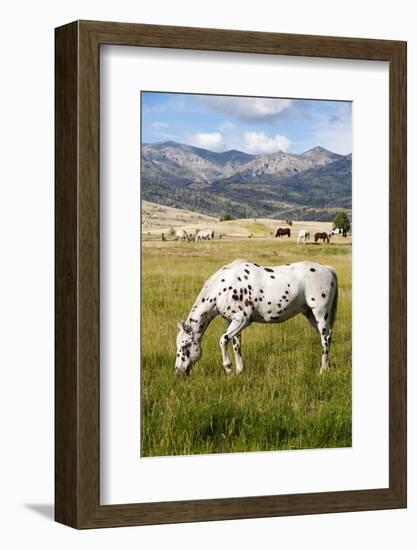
[55,20,406,528]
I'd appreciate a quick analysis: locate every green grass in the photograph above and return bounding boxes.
[141,238,352,457]
[246,221,271,235]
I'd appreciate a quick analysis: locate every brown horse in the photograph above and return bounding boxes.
[314,232,330,243]
[275,227,291,238]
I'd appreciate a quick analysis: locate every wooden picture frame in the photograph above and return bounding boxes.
[55,20,407,529]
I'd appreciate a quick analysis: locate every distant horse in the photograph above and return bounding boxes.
[175,259,338,376]
[275,227,291,238]
[175,229,190,241]
[195,229,214,241]
[314,232,330,243]
[329,227,347,238]
[298,229,310,244]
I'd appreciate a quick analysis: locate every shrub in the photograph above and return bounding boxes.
[219,213,234,222]
[332,211,351,233]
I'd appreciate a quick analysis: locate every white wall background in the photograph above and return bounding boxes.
[0,0,414,547]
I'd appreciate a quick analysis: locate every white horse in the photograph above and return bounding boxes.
[175,229,190,241]
[297,229,310,244]
[176,259,338,376]
[195,229,214,241]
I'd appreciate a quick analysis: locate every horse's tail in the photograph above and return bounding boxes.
[329,269,338,329]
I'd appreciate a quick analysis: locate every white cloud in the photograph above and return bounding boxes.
[195,96,294,122]
[151,121,169,129]
[195,96,296,122]
[186,132,224,151]
[243,132,291,154]
[219,120,236,131]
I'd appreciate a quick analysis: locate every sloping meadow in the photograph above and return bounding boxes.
[141,237,352,457]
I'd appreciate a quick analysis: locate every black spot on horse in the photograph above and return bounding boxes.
[229,286,232,290]
[238,305,242,311]
[310,268,316,272]
[260,289,264,293]
[202,298,205,303]
[324,313,329,320]
[227,306,231,310]
[238,277,241,281]
[285,290,289,294]
[243,311,247,317]
[271,316,280,320]
[322,328,326,335]
[267,301,271,305]
[288,284,291,287]
[254,298,258,302]
[244,269,250,275]
[282,295,286,299]
[311,297,315,301]
[267,310,272,314]
[244,288,248,295]
[264,267,274,273]
[254,263,260,267]
[224,335,229,341]
[248,285,252,290]
[223,288,227,292]
[244,276,248,280]
[232,295,238,301]
[270,275,275,279]
[221,279,225,282]
[322,293,326,298]
[331,282,334,287]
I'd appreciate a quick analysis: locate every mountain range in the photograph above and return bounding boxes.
[141,141,352,220]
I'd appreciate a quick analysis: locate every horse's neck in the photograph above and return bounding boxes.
[186,301,217,342]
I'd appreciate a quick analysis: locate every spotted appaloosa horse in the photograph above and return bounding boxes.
[175,259,338,376]
[329,227,347,238]
[275,227,291,238]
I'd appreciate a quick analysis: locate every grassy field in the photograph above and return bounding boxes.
[141,233,352,457]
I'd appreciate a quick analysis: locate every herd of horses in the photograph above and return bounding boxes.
[173,229,215,241]
[165,226,348,243]
[274,226,347,243]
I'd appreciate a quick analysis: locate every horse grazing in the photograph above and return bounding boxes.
[175,259,338,376]
[175,229,190,241]
[314,232,330,243]
[195,229,214,241]
[298,229,310,244]
[329,227,347,238]
[275,227,291,238]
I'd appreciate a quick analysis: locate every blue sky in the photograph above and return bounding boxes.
[141,91,352,155]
